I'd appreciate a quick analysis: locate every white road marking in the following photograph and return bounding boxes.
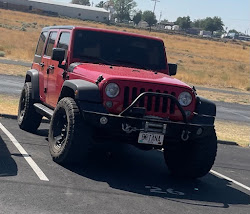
[210,170,250,192]
[158,150,250,192]
[0,123,49,181]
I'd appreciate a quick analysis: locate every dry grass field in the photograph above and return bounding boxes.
[0,8,249,91]
[0,9,249,146]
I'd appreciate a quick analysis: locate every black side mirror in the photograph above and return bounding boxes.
[51,48,66,64]
[168,63,177,76]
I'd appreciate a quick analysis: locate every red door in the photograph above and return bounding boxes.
[41,30,59,107]
[46,30,71,107]
[32,31,48,103]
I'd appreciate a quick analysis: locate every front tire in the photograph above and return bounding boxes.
[17,82,42,132]
[164,128,217,178]
[48,97,92,165]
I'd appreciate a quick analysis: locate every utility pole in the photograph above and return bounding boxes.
[159,11,162,23]
[152,0,160,15]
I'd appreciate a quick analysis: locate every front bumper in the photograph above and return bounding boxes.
[78,92,215,147]
[83,110,214,146]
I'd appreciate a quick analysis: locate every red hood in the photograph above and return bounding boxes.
[72,63,191,90]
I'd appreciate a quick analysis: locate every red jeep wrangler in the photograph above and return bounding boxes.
[18,26,217,178]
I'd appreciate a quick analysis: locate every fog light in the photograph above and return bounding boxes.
[100,117,108,125]
[185,111,191,117]
[106,101,113,108]
[197,128,203,136]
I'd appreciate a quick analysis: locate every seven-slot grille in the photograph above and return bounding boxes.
[123,86,176,115]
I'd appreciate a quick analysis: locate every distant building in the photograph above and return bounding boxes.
[138,21,148,28]
[221,33,240,40]
[200,30,212,38]
[157,21,175,30]
[238,35,250,41]
[186,28,200,35]
[172,25,180,31]
[164,26,172,30]
[0,0,109,23]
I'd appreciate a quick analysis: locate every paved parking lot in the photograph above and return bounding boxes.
[0,117,249,214]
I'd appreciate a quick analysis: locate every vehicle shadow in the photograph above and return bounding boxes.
[0,135,18,177]
[65,143,250,208]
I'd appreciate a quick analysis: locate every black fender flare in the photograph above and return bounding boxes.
[195,96,216,117]
[25,69,40,100]
[59,79,102,103]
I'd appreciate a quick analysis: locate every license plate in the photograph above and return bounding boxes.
[138,132,164,146]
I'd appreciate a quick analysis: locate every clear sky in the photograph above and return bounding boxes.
[55,0,250,34]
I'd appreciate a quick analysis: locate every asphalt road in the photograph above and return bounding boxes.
[0,58,32,67]
[0,117,249,214]
[0,74,249,124]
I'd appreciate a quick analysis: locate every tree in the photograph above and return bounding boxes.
[192,17,224,33]
[228,29,239,34]
[175,16,191,30]
[161,19,169,23]
[133,11,142,25]
[212,16,224,31]
[142,10,157,27]
[96,1,105,8]
[192,19,202,28]
[113,0,137,21]
[71,0,90,6]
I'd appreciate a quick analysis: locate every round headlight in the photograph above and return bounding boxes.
[178,92,192,106]
[105,83,120,98]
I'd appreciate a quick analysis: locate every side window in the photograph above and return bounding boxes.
[35,31,48,56]
[57,32,70,59]
[44,31,58,57]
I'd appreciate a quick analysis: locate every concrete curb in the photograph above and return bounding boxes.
[217,140,239,146]
[0,113,17,120]
[0,113,50,123]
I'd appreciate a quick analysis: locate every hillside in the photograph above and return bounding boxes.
[0,8,249,91]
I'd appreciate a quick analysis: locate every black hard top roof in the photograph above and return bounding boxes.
[41,25,163,42]
[42,25,74,31]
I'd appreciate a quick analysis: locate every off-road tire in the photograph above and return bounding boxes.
[48,97,92,165]
[17,82,42,132]
[164,128,217,178]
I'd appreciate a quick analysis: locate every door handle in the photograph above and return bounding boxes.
[47,65,55,74]
[49,65,54,70]
[39,62,44,67]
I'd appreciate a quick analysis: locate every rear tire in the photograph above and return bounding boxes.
[48,97,92,165]
[164,128,217,178]
[17,82,42,132]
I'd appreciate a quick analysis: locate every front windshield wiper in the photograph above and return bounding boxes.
[113,59,148,70]
[78,54,112,65]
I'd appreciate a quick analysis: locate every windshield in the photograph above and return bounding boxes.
[73,30,167,71]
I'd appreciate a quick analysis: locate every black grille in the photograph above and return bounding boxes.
[123,87,176,115]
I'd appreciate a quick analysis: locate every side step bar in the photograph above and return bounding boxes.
[34,103,54,119]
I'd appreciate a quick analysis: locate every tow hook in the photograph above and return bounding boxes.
[181,130,191,141]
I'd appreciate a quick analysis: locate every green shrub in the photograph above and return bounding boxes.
[21,27,27,31]
[0,51,6,57]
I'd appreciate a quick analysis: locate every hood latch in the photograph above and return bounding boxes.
[96,75,104,85]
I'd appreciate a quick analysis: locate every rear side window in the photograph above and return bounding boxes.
[57,32,70,59]
[35,31,48,56]
[44,31,58,57]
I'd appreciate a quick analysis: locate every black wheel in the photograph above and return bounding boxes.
[17,82,42,132]
[164,128,217,178]
[48,97,92,165]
